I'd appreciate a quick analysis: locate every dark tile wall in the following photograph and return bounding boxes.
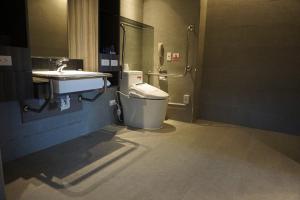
[0,46,33,101]
[31,57,84,71]
[199,0,300,134]
[0,87,117,162]
[21,94,83,123]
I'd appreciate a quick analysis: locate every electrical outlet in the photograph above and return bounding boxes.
[183,94,190,105]
[101,59,110,66]
[111,60,118,66]
[167,52,172,61]
[109,100,117,106]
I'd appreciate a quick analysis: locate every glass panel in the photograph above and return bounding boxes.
[120,17,154,74]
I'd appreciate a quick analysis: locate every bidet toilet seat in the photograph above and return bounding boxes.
[129,83,169,100]
[119,70,169,129]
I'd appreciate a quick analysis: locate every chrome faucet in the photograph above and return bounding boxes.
[56,57,69,72]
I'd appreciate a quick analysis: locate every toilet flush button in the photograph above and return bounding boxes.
[0,56,12,66]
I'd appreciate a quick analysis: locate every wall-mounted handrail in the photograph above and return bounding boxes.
[23,80,54,113]
[168,102,187,107]
[79,89,105,102]
[146,72,184,78]
[145,72,189,107]
[79,78,108,102]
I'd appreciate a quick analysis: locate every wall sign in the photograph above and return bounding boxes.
[172,53,180,62]
[0,55,12,66]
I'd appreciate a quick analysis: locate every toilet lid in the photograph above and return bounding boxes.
[129,83,169,100]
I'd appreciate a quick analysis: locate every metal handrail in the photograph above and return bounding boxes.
[146,72,184,78]
[168,102,187,107]
[23,79,54,113]
[79,78,108,102]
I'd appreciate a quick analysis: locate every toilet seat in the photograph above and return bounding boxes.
[129,83,169,100]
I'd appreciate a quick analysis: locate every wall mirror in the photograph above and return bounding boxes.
[27,0,68,57]
[28,0,99,72]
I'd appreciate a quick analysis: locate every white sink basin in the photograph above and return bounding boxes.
[32,70,107,78]
[32,70,111,94]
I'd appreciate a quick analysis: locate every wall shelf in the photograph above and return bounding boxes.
[99,0,120,87]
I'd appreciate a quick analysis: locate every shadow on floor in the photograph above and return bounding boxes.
[126,122,177,134]
[4,129,149,198]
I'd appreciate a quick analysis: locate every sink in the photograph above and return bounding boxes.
[32,70,112,94]
[32,70,111,79]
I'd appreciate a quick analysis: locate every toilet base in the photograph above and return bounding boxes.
[120,94,168,130]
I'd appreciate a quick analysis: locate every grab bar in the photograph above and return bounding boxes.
[79,78,108,102]
[146,72,184,78]
[168,102,187,107]
[23,79,54,113]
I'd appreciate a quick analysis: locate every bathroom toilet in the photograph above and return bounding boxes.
[119,70,169,129]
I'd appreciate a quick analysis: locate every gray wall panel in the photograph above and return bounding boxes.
[199,0,300,134]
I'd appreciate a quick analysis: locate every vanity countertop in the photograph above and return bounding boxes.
[32,70,112,80]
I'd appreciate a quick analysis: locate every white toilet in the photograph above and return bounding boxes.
[119,70,169,129]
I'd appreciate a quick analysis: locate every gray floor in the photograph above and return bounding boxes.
[3,120,300,200]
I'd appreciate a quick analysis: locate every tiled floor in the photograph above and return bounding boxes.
[3,120,300,200]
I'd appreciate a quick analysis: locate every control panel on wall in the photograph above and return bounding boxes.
[99,0,121,80]
[0,0,33,102]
